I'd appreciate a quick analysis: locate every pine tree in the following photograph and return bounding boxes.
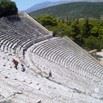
[82,19,93,38]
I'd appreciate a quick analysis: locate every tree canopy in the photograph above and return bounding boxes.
[0,0,18,17]
[35,15,103,51]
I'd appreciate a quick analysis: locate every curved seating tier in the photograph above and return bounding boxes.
[0,14,52,55]
[31,37,103,79]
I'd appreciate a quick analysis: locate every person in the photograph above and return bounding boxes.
[13,59,18,70]
[49,71,52,77]
[46,71,52,79]
[21,64,25,72]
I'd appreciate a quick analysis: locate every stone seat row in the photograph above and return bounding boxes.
[31,37,103,79]
[0,15,52,55]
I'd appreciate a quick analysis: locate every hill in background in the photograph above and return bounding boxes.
[26,1,53,13]
[30,2,103,19]
[26,0,75,13]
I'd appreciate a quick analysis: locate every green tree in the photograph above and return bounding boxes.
[82,19,93,38]
[36,15,57,27]
[84,36,100,50]
[70,19,83,45]
[50,22,70,37]
[0,0,18,17]
[91,26,99,37]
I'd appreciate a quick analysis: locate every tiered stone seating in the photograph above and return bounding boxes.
[31,37,103,79]
[1,12,103,102]
[0,13,52,55]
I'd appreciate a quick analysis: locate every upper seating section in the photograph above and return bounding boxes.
[31,37,103,79]
[0,13,52,53]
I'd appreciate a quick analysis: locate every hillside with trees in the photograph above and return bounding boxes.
[35,15,103,51]
[0,0,18,17]
[30,2,103,19]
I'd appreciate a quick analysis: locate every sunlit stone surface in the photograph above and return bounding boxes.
[0,13,103,103]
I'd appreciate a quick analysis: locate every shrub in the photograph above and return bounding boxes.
[84,36,100,50]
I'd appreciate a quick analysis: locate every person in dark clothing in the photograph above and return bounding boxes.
[13,59,18,70]
[21,64,25,72]
[49,71,52,77]
[46,71,52,79]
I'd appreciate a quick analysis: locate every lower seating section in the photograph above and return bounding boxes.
[31,37,103,80]
[0,50,77,103]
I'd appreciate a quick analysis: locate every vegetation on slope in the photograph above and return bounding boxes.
[30,2,103,19]
[0,0,18,17]
[35,15,103,51]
